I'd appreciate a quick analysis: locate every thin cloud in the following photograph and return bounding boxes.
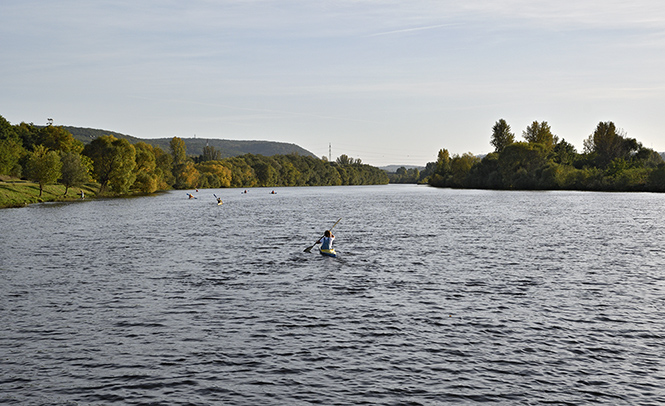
[368,23,456,37]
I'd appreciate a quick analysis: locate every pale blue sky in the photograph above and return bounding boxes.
[2,0,664,166]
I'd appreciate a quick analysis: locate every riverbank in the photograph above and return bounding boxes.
[0,176,99,209]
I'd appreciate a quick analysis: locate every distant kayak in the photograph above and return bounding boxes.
[320,248,337,258]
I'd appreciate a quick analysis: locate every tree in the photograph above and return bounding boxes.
[255,161,278,186]
[632,146,663,169]
[0,138,23,176]
[647,164,665,192]
[173,161,199,189]
[0,115,24,176]
[449,153,480,187]
[14,122,40,150]
[522,121,558,150]
[498,142,548,189]
[436,149,451,174]
[36,125,84,153]
[154,146,174,189]
[551,139,577,165]
[336,154,353,165]
[59,151,90,195]
[490,119,515,153]
[132,142,159,193]
[200,145,222,162]
[25,145,62,196]
[170,137,198,189]
[429,148,452,187]
[583,122,638,168]
[196,161,232,188]
[467,153,502,189]
[170,136,187,165]
[83,135,136,194]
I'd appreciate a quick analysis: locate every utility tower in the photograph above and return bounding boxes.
[329,143,332,161]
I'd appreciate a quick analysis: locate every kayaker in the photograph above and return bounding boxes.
[217,197,223,204]
[316,230,335,251]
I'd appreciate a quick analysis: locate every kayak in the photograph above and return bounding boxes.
[320,248,337,258]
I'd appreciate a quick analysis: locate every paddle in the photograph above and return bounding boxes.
[304,218,341,253]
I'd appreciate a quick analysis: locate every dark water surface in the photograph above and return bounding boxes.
[1,185,664,405]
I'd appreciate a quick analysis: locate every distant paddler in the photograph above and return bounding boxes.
[187,193,197,199]
[214,193,223,205]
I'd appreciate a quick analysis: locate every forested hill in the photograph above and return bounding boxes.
[62,126,317,158]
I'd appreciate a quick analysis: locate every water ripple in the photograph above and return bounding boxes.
[1,186,665,405]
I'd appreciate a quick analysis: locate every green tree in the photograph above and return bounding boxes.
[170,136,199,189]
[14,122,40,150]
[467,153,502,189]
[173,161,199,189]
[336,154,353,165]
[491,119,515,153]
[196,161,232,188]
[83,135,137,194]
[132,142,159,193]
[583,122,639,168]
[498,142,548,189]
[429,149,451,186]
[522,121,558,150]
[280,160,301,186]
[170,136,187,165]
[37,125,84,153]
[647,164,665,192]
[25,145,62,196]
[59,151,91,195]
[551,139,577,165]
[200,145,222,162]
[632,146,663,169]
[154,146,174,189]
[251,158,279,186]
[449,153,480,187]
[0,115,25,176]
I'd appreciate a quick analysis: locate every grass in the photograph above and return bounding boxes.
[0,176,99,209]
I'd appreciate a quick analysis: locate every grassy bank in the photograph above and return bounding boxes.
[0,176,99,209]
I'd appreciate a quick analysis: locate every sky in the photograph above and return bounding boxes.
[2,0,665,166]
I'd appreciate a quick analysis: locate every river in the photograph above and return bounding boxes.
[1,184,664,405]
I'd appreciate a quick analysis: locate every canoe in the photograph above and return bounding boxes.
[320,248,337,258]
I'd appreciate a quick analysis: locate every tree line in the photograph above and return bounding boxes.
[0,115,388,196]
[427,119,665,192]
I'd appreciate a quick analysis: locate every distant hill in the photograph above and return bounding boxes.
[380,165,426,173]
[63,126,317,159]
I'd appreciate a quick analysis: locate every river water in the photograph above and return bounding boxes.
[1,184,664,405]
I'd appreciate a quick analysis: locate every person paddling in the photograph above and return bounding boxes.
[317,230,334,251]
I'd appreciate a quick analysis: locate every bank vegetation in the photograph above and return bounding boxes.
[427,120,665,192]
[0,115,388,208]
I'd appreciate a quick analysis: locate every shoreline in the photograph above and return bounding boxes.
[0,178,100,209]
